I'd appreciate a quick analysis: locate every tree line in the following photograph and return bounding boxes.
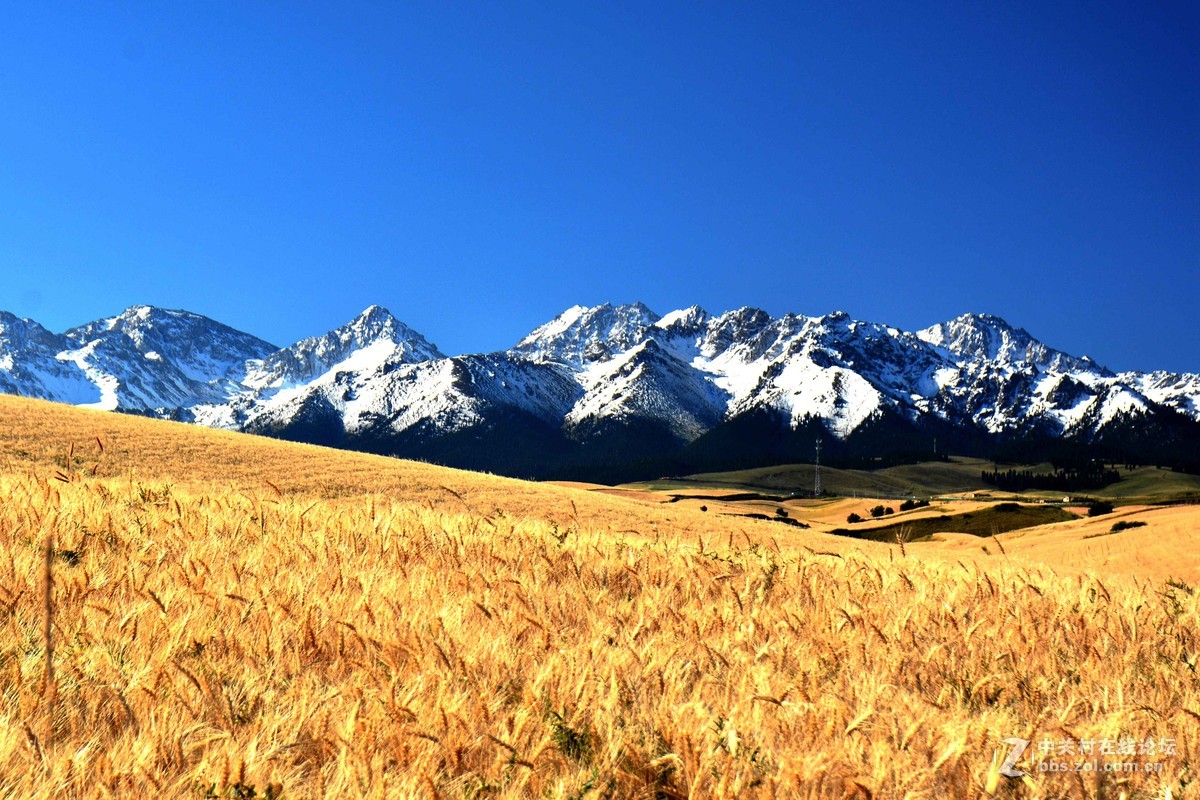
[980,464,1121,492]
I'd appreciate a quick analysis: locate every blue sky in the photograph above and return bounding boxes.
[1,2,1196,371]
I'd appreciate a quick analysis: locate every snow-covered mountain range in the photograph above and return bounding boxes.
[2,303,1197,480]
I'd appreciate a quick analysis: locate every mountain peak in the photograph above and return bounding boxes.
[655,305,710,333]
[66,305,276,350]
[2,305,278,410]
[918,312,1023,356]
[706,306,773,337]
[321,306,441,356]
[917,312,1103,374]
[120,304,160,317]
[343,305,408,340]
[513,302,660,365]
[354,304,395,324]
[0,309,49,328]
[0,311,61,350]
[241,308,443,393]
[83,306,264,346]
[113,305,203,324]
[951,311,1008,325]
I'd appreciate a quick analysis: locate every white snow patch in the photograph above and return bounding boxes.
[565,348,643,425]
[56,344,119,410]
[516,305,588,348]
[704,357,767,407]
[190,403,241,430]
[325,339,396,377]
[1097,388,1147,427]
[654,306,708,331]
[772,360,882,437]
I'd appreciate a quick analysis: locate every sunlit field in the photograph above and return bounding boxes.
[0,395,1196,798]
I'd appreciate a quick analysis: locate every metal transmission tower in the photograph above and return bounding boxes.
[814,437,823,497]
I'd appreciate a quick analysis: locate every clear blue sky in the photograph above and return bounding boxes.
[1,2,1196,372]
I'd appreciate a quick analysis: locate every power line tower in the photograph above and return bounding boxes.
[814,437,823,497]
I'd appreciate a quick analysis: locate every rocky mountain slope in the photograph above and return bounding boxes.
[2,302,1197,480]
[0,306,277,411]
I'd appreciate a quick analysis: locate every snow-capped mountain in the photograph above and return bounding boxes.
[1117,370,1200,422]
[230,352,580,444]
[2,302,1197,480]
[910,313,1164,436]
[1,306,277,410]
[565,338,728,443]
[188,305,451,431]
[0,312,99,405]
[917,313,1101,375]
[513,302,660,365]
[497,304,1198,474]
[241,305,443,393]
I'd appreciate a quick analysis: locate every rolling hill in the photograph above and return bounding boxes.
[648,457,1200,503]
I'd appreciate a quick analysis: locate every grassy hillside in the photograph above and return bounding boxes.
[637,458,998,497]
[927,503,1200,584]
[0,395,1197,798]
[650,457,1200,503]
[1091,466,1200,501]
[0,396,783,542]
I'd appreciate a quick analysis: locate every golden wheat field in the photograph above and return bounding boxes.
[0,395,1197,799]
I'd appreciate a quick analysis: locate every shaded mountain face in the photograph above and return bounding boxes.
[2,302,1197,480]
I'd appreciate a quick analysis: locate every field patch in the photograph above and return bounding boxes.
[828,502,1078,542]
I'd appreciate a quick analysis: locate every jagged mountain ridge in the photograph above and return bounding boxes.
[242,304,444,393]
[1,302,1197,479]
[1,306,279,410]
